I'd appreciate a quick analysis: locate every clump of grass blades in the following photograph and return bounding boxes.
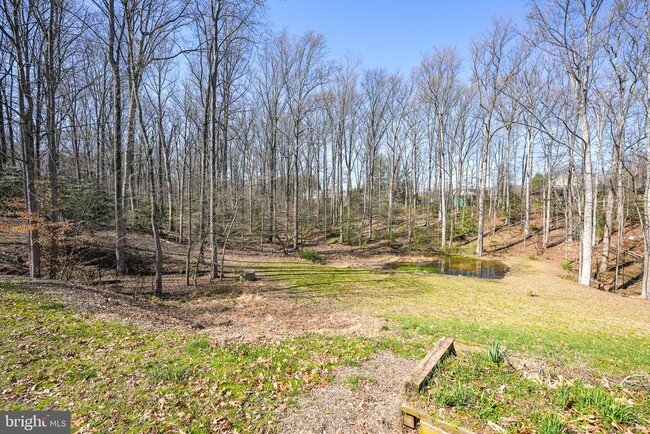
[561,260,573,272]
[488,341,503,365]
[556,386,573,410]
[538,413,567,434]
[576,388,634,424]
[432,385,474,408]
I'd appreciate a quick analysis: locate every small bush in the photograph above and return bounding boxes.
[453,211,478,240]
[561,261,573,272]
[438,245,463,255]
[488,341,503,365]
[0,169,23,209]
[60,180,112,222]
[135,198,156,229]
[298,249,324,264]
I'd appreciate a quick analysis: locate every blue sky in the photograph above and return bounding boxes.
[267,0,528,77]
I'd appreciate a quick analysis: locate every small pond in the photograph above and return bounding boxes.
[386,255,508,279]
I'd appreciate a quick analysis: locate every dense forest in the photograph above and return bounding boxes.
[1,0,649,300]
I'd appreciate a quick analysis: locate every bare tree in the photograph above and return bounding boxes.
[640,0,650,300]
[529,0,605,286]
[598,0,646,285]
[1,0,42,277]
[472,17,520,256]
[280,31,330,249]
[416,47,462,247]
[359,68,391,241]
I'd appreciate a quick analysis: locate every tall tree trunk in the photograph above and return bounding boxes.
[476,126,489,256]
[523,125,533,242]
[578,110,594,286]
[293,124,300,250]
[600,165,616,276]
[0,81,7,171]
[44,0,61,279]
[135,90,163,296]
[642,57,650,299]
[438,118,447,247]
[107,0,126,275]
[148,147,163,296]
[185,151,192,287]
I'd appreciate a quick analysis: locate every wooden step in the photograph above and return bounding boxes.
[404,337,456,396]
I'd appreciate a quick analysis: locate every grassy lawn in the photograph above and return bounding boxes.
[2,256,649,433]
[258,259,650,376]
[0,283,375,433]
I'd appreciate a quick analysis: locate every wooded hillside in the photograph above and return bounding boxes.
[1,0,649,299]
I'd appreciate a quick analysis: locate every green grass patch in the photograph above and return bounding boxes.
[415,351,648,433]
[345,374,375,391]
[0,283,376,432]
[561,261,573,272]
[258,261,650,375]
[537,413,568,434]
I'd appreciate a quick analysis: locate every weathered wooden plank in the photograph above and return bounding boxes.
[404,337,456,395]
[419,420,448,434]
[401,404,475,434]
[401,403,433,424]
[431,418,475,434]
[403,413,416,429]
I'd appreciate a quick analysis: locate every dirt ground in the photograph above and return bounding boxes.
[5,274,386,345]
[277,351,417,434]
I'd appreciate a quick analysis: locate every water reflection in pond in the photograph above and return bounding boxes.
[386,255,508,279]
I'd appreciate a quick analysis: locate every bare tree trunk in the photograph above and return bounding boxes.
[503,125,511,226]
[148,148,163,296]
[476,127,489,256]
[0,80,7,171]
[293,126,300,249]
[579,111,594,286]
[523,125,533,242]
[438,118,447,247]
[543,149,552,249]
[43,0,61,279]
[388,147,395,239]
[185,152,192,287]
[135,92,163,296]
[599,183,614,275]
[641,2,650,300]
[107,0,126,275]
